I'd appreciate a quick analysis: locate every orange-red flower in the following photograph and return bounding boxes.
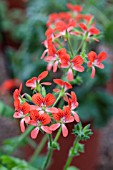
[13,101,30,132]
[50,106,74,137]
[53,79,72,94]
[60,52,84,81]
[29,110,51,139]
[87,51,107,78]
[65,91,80,122]
[67,3,83,13]
[32,93,58,114]
[26,71,51,90]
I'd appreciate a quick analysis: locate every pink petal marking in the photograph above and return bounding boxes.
[50,123,60,131]
[31,127,39,139]
[62,124,68,137]
[41,126,52,134]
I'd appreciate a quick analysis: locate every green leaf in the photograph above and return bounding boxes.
[0,155,37,170]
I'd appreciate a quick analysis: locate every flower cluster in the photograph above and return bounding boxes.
[41,3,107,79]
[13,3,107,142]
[13,71,79,138]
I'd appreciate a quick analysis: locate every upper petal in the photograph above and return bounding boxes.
[32,93,43,106]
[37,71,48,82]
[88,51,97,62]
[44,93,56,107]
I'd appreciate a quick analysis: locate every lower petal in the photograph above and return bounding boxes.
[20,118,25,133]
[41,126,52,134]
[62,124,68,137]
[50,123,60,131]
[67,69,73,81]
[46,107,58,113]
[91,66,95,78]
[31,127,39,139]
[73,112,80,122]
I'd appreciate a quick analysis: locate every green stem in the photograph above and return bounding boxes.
[43,127,62,170]
[54,126,62,143]
[64,136,80,170]
[53,93,61,107]
[67,31,74,57]
[29,134,48,163]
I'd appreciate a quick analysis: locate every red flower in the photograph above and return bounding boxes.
[54,20,76,38]
[50,106,74,137]
[60,53,84,81]
[78,23,100,41]
[13,101,30,132]
[87,51,107,78]
[32,93,58,114]
[67,3,83,13]
[41,38,56,59]
[45,49,67,73]
[29,110,51,139]
[53,79,72,94]
[26,71,51,90]
[13,83,22,101]
[65,91,80,122]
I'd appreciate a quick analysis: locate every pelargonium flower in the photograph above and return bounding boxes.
[13,83,22,101]
[26,71,51,90]
[53,79,72,96]
[29,110,51,139]
[31,93,58,114]
[45,48,67,73]
[87,51,107,78]
[13,101,30,132]
[67,3,83,13]
[54,20,76,38]
[60,52,84,81]
[65,91,80,122]
[41,37,56,59]
[50,106,74,137]
[78,23,100,41]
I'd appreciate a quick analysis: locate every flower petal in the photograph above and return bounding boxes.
[88,51,97,62]
[46,107,58,113]
[32,93,43,106]
[13,112,23,118]
[31,127,39,139]
[37,71,48,82]
[65,116,74,123]
[91,66,95,78]
[20,118,25,133]
[50,123,60,131]
[44,93,56,107]
[41,126,52,134]
[67,69,73,81]
[62,124,68,137]
[72,111,80,122]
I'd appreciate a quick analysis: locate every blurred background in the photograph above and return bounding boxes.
[0,0,113,170]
